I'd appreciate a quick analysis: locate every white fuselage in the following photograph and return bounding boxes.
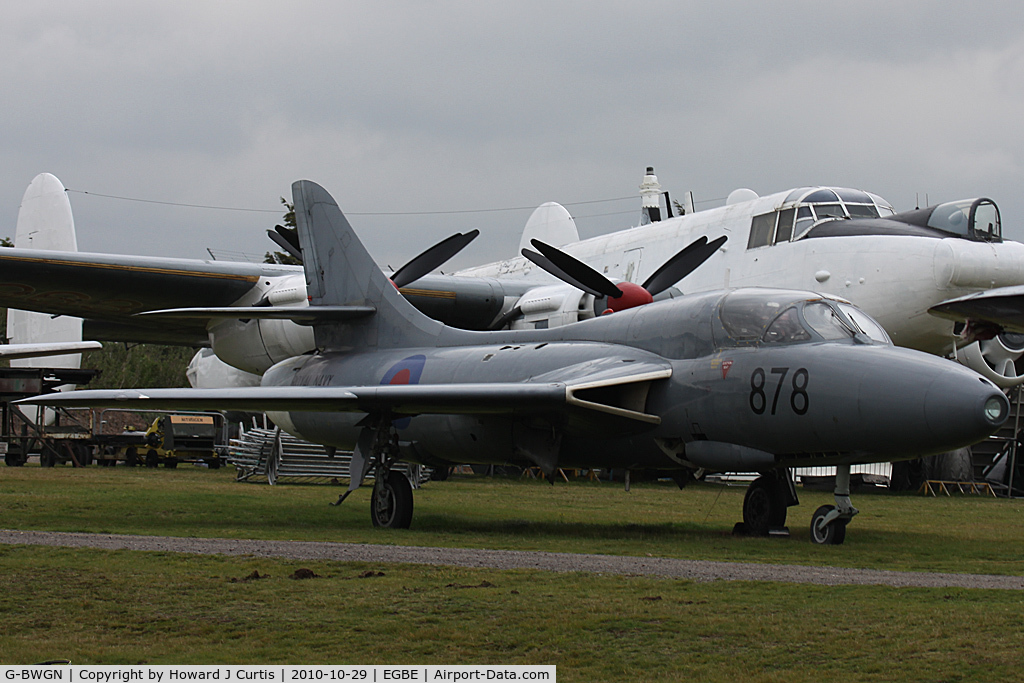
[458,189,1024,356]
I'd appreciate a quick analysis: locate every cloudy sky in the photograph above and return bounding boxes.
[2,1,1023,271]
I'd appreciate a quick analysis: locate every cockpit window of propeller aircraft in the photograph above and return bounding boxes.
[746,187,896,249]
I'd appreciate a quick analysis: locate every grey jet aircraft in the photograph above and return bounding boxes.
[20,181,1011,544]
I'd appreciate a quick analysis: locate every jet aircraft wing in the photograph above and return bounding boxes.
[17,383,562,413]
[18,360,671,432]
[928,285,1024,334]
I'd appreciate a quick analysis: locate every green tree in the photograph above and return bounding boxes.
[264,197,301,265]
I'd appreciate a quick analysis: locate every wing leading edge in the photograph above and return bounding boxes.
[929,285,1024,334]
[17,364,671,429]
[0,341,102,360]
[16,383,567,415]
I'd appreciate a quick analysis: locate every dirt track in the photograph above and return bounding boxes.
[2,529,1022,590]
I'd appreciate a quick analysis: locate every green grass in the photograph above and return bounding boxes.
[2,466,1024,678]
[1,546,1023,679]
[2,466,1023,575]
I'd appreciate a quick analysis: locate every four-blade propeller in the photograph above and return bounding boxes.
[522,235,727,312]
[268,226,479,289]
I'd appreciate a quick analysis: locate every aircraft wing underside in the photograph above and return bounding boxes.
[0,247,292,345]
[929,285,1024,334]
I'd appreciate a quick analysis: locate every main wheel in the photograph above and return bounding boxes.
[810,505,847,545]
[742,476,787,536]
[370,471,414,529]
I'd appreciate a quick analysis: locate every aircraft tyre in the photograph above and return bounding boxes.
[371,470,414,529]
[741,476,787,536]
[810,505,847,545]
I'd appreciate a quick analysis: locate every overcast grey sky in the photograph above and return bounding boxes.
[3,1,1023,271]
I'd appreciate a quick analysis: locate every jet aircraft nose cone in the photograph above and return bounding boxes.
[923,371,1009,443]
[836,346,1010,459]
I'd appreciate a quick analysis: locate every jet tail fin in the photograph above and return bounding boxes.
[292,180,444,351]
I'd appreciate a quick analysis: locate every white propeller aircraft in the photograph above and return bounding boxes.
[460,169,1024,389]
[1,170,1021,396]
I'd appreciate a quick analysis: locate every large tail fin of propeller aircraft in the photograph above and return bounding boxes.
[6,174,88,372]
[291,180,446,352]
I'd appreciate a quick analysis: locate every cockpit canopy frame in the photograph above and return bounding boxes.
[746,187,896,250]
[716,288,891,348]
[746,187,1001,250]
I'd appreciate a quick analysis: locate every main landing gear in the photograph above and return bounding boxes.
[372,470,414,528]
[735,468,799,537]
[331,414,415,529]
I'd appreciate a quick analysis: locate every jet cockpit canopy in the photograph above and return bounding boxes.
[717,288,891,348]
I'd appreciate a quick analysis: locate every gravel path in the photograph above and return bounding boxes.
[3,529,1022,590]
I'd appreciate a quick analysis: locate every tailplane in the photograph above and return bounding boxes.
[292,180,444,351]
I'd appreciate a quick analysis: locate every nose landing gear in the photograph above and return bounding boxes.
[809,464,859,545]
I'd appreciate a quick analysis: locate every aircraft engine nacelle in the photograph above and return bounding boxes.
[510,285,595,330]
[207,273,316,376]
[956,335,1024,388]
[208,316,316,376]
[187,348,262,388]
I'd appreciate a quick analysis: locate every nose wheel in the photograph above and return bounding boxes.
[810,505,848,544]
[809,464,859,545]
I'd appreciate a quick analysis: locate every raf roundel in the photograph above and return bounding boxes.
[380,355,427,428]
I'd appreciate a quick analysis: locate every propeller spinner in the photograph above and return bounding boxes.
[522,235,727,313]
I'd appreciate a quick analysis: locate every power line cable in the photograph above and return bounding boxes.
[65,189,282,214]
[64,188,640,217]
